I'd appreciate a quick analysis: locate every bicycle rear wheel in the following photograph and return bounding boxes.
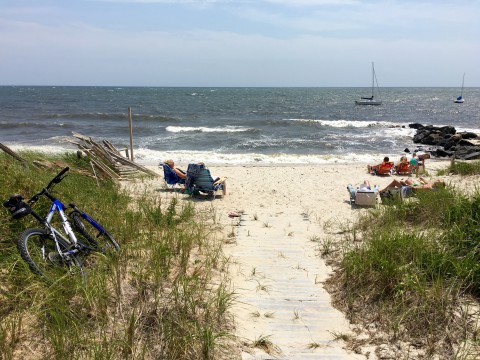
[17,228,85,282]
[71,212,120,254]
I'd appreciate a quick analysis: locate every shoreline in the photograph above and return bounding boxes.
[8,143,444,168]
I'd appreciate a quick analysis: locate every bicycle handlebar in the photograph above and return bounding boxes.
[28,167,70,204]
[47,167,69,190]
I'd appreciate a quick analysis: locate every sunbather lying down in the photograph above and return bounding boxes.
[358,180,378,191]
[380,177,445,193]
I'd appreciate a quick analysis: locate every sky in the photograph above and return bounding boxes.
[1,0,479,87]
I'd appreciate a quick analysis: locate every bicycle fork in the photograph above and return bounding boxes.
[45,201,80,259]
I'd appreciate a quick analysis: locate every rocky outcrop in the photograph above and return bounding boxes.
[409,124,480,160]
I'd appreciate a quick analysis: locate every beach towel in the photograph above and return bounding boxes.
[185,163,205,191]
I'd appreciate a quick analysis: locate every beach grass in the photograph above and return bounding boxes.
[327,183,480,357]
[437,159,480,177]
[0,152,234,359]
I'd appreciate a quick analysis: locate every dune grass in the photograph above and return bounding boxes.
[437,159,480,177]
[327,181,480,358]
[0,152,235,359]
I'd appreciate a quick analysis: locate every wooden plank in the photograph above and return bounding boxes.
[0,143,28,166]
[103,140,122,155]
[106,150,156,176]
[90,158,120,180]
[91,144,115,164]
[76,144,120,179]
[72,132,93,142]
[64,138,82,146]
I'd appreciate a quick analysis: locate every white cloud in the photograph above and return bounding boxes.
[0,0,478,85]
[264,0,358,6]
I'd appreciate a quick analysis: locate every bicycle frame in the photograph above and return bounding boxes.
[28,189,108,260]
[28,196,82,261]
[48,199,77,243]
[69,205,106,234]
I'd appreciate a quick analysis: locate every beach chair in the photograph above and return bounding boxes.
[417,154,430,174]
[371,162,394,176]
[160,163,185,189]
[347,184,379,206]
[395,162,413,175]
[185,163,226,199]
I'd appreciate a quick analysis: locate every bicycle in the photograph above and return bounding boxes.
[3,167,120,282]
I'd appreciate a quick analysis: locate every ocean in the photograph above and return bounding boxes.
[1,86,479,166]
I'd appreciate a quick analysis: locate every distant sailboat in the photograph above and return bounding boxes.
[356,62,382,106]
[454,73,465,103]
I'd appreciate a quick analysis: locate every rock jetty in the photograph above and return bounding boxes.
[409,123,480,160]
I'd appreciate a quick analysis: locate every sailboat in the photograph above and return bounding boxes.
[355,62,382,105]
[454,73,465,103]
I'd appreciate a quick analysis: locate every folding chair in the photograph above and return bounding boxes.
[185,163,226,199]
[160,163,185,189]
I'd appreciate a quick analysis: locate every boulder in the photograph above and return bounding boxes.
[409,123,424,129]
[464,152,480,160]
[438,126,456,135]
[409,123,480,160]
[459,139,479,147]
[451,134,463,142]
[425,133,443,145]
[432,148,451,157]
[452,146,480,160]
[443,139,457,151]
[457,132,478,140]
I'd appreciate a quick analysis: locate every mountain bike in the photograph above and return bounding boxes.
[3,167,119,282]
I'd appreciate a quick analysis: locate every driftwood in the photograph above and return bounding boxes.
[0,143,28,167]
[69,132,156,181]
[103,140,122,155]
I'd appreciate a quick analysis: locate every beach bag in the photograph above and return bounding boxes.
[355,190,377,206]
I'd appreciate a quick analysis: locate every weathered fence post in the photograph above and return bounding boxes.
[128,107,134,161]
[0,143,28,168]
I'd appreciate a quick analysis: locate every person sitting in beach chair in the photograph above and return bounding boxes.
[394,156,412,175]
[409,153,419,173]
[367,156,393,175]
[347,180,379,206]
[161,159,186,188]
[185,163,227,198]
[163,159,186,180]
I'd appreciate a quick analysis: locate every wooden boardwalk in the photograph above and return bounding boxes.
[225,209,365,360]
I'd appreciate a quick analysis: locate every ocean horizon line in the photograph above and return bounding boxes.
[1,85,478,89]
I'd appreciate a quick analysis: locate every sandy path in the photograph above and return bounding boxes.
[225,209,364,359]
[214,164,373,359]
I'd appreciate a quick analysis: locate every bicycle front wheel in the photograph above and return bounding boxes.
[17,228,85,282]
[71,212,120,254]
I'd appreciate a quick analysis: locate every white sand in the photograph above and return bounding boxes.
[134,159,470,359]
